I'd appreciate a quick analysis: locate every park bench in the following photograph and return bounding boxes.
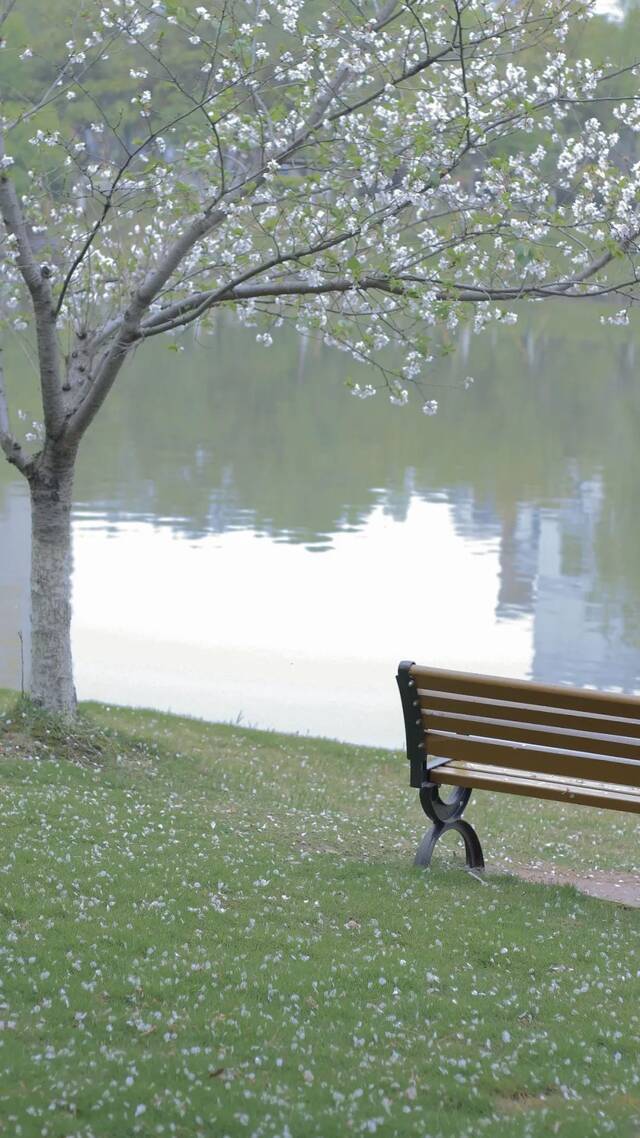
[397,661,640,869]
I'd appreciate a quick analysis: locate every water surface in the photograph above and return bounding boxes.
[1,308,638,745]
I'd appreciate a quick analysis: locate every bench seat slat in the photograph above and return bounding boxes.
[418,689,640,737]
[412,666,640,721]
[436,761,640,794]
[427,730,640,787]
[423,709,640,759]
[430,761,640,813]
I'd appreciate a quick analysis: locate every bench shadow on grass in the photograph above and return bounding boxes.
[415,782,640,898]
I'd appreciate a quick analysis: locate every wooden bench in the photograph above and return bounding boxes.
[397,661,640,869]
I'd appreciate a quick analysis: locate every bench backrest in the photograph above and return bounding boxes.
[397,661,640,790]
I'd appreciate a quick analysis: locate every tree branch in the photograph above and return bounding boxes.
[6,27,124,133]
[0,165,65,438]
[453,0,472,150]
[62,6,405,442]
[0,0,16,30]
[54,85,250,318]
[139,228,358,335]
[134,268,639,342]
[133,215,638,340]
[216,276,639,303]
[0,345,31,476]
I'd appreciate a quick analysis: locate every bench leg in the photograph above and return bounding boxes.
[414,819,485,869]
[415,783,485,869]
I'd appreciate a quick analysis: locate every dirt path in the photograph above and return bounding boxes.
[488,861,640,908]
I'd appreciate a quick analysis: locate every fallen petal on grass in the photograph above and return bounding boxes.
[1,692,639,1137]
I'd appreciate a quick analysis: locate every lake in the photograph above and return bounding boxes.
[1,306,639,746]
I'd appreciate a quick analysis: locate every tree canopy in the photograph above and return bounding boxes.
[2,0,640,461]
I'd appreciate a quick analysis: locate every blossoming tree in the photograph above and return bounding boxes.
[0,0,639,713]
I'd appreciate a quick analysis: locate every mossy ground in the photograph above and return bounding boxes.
[0,692,639,1138]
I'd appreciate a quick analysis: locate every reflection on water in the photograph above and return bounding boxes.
[70,499,530,747]
[0,306,639,743]
[448,475,640,691]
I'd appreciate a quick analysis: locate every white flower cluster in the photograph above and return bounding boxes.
[613,103,640,134]
[600,309,629,326]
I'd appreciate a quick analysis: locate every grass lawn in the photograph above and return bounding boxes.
[0,692,639,1138]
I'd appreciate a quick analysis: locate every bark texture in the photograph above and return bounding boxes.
[28,449,77,714]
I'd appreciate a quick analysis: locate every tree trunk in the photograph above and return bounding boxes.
[28,447,77,714]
